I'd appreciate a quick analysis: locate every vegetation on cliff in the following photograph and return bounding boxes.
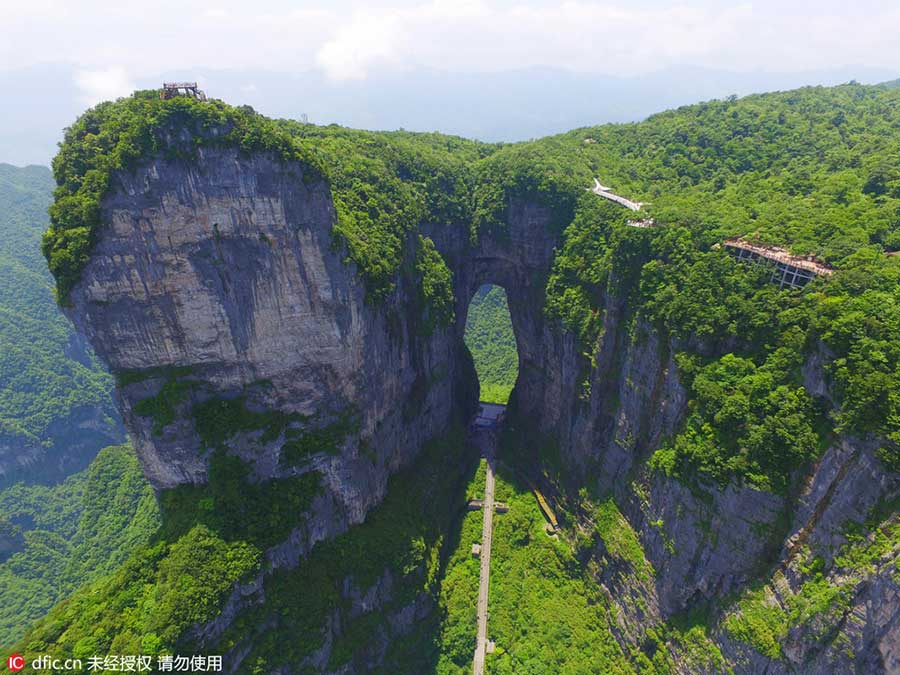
[492,83,900,491]
[211,427,478,674]
[461,82,899,492]
[483,465,634,674]
[0,445,158,647]
[26,81,900,672]
[46,85,900,493]
[43,92,484,311]
[8,447,320,670]
[0,164,121,485]
[723,506,900,661]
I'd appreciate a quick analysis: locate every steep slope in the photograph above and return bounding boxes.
[0,164,122,486]
[13,83,900,673]
[0,444,158,647]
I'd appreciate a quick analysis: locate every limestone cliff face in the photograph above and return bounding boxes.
[515,283,900,672]
[66,147,476,540]
[64,143,898,673]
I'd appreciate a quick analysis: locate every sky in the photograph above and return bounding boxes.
[1,1,899,165]
[3,0,900,104]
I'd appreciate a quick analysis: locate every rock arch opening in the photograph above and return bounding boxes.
[463,284,520,406]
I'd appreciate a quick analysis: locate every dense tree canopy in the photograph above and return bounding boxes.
[45,83,900,491]
[0,164,121,486]
[464,285,518,404]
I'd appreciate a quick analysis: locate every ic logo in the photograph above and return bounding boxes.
[6,654,25,672]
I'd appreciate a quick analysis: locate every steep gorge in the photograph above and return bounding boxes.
[19,86,900,673]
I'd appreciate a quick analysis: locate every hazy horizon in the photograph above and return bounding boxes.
[2,63,897,167]
[4,0,900,165]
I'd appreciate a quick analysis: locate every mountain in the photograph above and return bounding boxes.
[0,444,158,647]
[0,164,123,486]
[9,82,900,673]
[3,63,898,166]
[0,165,148,648]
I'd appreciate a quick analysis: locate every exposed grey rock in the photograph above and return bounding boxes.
[63,144,899,674]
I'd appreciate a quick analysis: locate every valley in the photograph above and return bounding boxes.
[3,80,900,673]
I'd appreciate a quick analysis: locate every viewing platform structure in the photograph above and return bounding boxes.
[590,178,646,212]
[723,239,833,290]
[160,82,208,102]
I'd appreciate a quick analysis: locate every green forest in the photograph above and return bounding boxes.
[464,285,518,404]
[0,445,158,647]
[4,80,900,671]
[0,166,151,653]
[0,164,121,486]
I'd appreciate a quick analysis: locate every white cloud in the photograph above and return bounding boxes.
[74,66,136,105]
[316,12,403,80]
[1,1,900,83]
[311,1,757,79]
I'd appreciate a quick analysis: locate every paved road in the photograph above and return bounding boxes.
[473,443,496,675]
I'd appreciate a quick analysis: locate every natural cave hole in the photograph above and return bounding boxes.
[463,284,520,406]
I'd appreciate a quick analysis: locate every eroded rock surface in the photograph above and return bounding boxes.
[64,145,899,674]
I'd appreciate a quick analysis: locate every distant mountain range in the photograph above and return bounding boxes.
[3,63,897,166]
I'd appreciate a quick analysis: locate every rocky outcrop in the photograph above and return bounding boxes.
[68,149,475,508]
[63,139,898,673]
[533,306,900,672]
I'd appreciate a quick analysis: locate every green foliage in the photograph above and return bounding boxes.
[327,612,386,669]
[132,379,192,435]
[594,496,655,582]
[43,93,327,302]
[14,526,259,671]
[141,525,259,646]
[722,587,786,659]
[483,465,635,674]
[464,285,518,404]
[214,427,478,672]
[0,164,121,485]
[158,451,321,549]
[528,84,900,489]
[47,95,485,307]
[10,446,319,665]
[280,411,359,467]
[0,445,158,647]
[639,608,731,675]
[649,352,823,493]
[723,513,900,659]
[471,139,587,241]
[191,394,295,449]
[414,235,455,335]
[189,392,358,468]
[282,124,488,303]
[430,461,485,673]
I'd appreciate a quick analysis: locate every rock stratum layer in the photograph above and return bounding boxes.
[38,88,900,673]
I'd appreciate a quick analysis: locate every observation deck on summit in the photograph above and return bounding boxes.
[160,82,208,101]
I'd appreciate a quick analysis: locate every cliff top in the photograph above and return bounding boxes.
[43,82,900,304]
